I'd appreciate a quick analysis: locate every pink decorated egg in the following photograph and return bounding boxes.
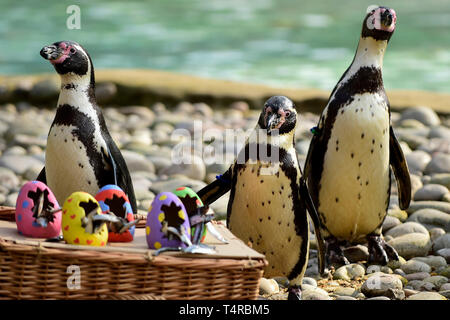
[15,181,61,238]
[95,184,135,242]
[146,192,191,250]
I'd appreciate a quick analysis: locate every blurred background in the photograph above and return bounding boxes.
[0,0,449,92]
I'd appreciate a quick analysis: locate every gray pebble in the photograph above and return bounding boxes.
[412,256,447,270]
[428,173,450,189]
[406,150,431,174]
[424,153,450,175]
[343,245,369,263]
[423,276,448,289]
[333,263,366,281]
[436,248,450,263]
[406,292,447,300]
[430,228,446,241]
[382,215,402,233]
[361,272,403,298]
[405,280,435,291]
[302,277,317,287]
[414,184,449,201]
[404,272,431,281]
[407,201,450,214]
[399,106,440,126]
[388,233,432,259]
[385,221,429,238]
[401,260,432,274]
[407,209,450,232]
[433,233,450,252]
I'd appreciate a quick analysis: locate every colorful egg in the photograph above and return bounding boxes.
[95,184,135,242]
[146,192,191,250]
[62,191,108,247]
[15,181,61,238]
[173,186,207,242]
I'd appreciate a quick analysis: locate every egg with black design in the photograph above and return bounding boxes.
[95,184,135,242]
[15,181,61,238]
[146,192,191,250]
[62,191,108,246]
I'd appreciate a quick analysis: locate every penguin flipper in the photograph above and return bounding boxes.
[101,142,138,214]
[299,176,326,275]
[36,167,47,184]
[389,125,411,210]
[197,168,232,207]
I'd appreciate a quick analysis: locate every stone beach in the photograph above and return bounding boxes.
[0,74,449,300]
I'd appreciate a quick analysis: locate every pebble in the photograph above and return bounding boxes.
[302,277,317,287]
[333,263,366,281]
[332,287,362,298]
[385,221,429,238]
[259,278,279,295]
[387,208,408,222]
[361,272,403,299]
[424,153,450,175]
[404,272,431,281]
[430,228,446,241]
[436,248,450,263]
[414,184,449,201]
[423,276,448,289]
[405,280,435,291]
[335,296,358,300]
[440,266,450,278]
[388,233,432,259]
[0,155,43,175]
[407,209,450,232]
[401,260,432,274]
[412,255,447,270]
[406,292,447,300]
[121,150,156,173]
[399,106,440,126]
[406,150,431,174]
[433,234,450,252]
[429,173,450,189]
[343,245,369,263]
[407,201,450,214]
[159,154,206,181]
[382,215,402,233]
[410,174,423,197]
[301,286,331,300]
[0,167,20,190]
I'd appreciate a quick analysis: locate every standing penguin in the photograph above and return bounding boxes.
[197,96,325,300]
[304,6,411,266]
[37,41,137,213]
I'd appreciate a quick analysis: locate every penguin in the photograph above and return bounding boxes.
[37,41,137,214]
[304,6,411,266]
[197,96,325,300]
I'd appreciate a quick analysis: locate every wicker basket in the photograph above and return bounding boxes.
[0,206,267,300]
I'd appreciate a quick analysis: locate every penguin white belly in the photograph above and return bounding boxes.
[318,93,390,242]
[46,124,101,204]
[229,162,305,278]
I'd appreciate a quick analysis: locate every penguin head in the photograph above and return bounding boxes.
[361,6,396,41]
[258,96,297,135]
[40,41,92,77]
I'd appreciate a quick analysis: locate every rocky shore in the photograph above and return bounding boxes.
[0,71,449,300]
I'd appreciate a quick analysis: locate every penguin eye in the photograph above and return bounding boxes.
[70,48,76,54]
[285,111,291,117]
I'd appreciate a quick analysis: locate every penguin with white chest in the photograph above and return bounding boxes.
[198,96,325,300]
[304,6,411,266]
[37,41,137,214]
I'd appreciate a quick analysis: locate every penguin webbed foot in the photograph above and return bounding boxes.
[367,234,399,265]
[326,238,350,267]
[287,285,302,300]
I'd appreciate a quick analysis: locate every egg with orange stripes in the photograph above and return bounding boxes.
[145,192,191,250]
[61,191,108,247]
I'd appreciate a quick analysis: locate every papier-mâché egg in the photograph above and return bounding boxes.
[15,180,61,238]
[146,192,191,250]
[95,184,135,242]
[62,191,108,246]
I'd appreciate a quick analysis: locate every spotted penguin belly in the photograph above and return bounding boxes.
[229,162,307,278]
[46,124,100,205]
[318,93,390,242]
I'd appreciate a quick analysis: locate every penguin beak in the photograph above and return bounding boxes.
[40,43,68,65]
[380,8,395,28]
[266,114,278,133]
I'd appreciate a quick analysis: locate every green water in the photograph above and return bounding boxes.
[1,0,449,92]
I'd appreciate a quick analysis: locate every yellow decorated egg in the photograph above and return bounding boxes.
[61,191,108,247]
